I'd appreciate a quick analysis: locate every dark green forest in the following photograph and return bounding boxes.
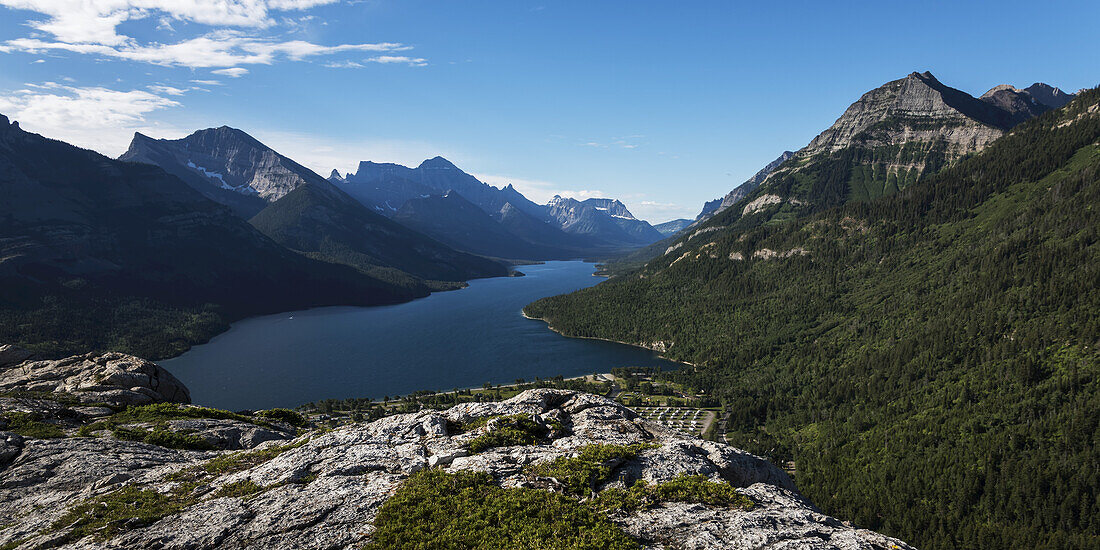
[525,89,1100,549]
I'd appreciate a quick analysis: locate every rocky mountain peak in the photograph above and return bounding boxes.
[1024,82,1075,109]
[0,114,21,138]
[119,126,327,203]
[981,83,1022,98]
[418,156,458,170]
[583,198,636,219]
[798,71,1015,165]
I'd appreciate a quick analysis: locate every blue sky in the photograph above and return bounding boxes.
[0,1,1097,222]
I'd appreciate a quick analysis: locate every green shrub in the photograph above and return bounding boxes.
[1,412,65,439]
[76,403,274,450]
[590,474,753,514]
[365,469,639,549]
[213,480,264,499]
[466,414,559,454]
[51,486,187,542]
[255,408,307,427]
[526,443,656,496]
[110,426,214,451]
[201,440,307,475]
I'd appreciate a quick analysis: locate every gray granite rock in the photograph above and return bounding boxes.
[0,388,914,550]
[0,350,190,407]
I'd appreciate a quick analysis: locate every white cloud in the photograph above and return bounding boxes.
[0,1,426,70]
[323,60,364,69]
[189,79,222,85]
[32,58,44,63]
[0,83,185,155]
[366,55,427,67]
[212,67,248,77]
[148,84,188,95]
[0,0,340,45]
[4,35,412,69]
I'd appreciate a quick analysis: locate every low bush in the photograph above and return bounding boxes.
[365,469,639,549]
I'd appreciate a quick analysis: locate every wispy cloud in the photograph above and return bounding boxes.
[324,60,364,69]
[0,83,186,155]
[2,35,413,70]
[366,55,427,67]
[580,134,645,150]
[212,67,248,77]
[0,1,426,71]
[0,0,340,46]
[147,84,188,95]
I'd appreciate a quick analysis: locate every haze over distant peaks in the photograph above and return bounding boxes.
[333,158,665,255]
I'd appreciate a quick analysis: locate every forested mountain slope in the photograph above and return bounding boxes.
[124,126,508,286]
[525,89,1100,549]
[0,116,420,360]
[249,184,509,289]
[598,73,1068,277]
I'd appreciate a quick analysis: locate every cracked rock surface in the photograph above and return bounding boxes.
[0,379,913,549]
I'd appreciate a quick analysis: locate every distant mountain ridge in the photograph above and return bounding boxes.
[332,158,665,256]
[599,72,1075,277]
[119,127,328,216]
[0,114,425,358]
[696,150,795,222]
[120,128,509,287]
[653,219,692,236]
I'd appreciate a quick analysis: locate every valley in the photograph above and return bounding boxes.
[160,261,681,410]
[0,1,1094,544]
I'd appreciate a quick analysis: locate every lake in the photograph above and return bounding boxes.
[161,261,680,410]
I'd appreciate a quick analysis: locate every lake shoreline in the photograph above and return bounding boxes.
[162,261,682,410]
[520,310,696,369]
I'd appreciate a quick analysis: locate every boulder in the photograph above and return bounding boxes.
[0,349,190,407]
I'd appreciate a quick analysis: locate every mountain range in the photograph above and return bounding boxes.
[331,158,665,256]
[524,77,1099,550]
[0,115,428,359]
[1,116,668,357]
[692,72,1077,228]
[121,128,509,289]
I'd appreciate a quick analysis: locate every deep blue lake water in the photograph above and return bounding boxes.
[162,261,680,410]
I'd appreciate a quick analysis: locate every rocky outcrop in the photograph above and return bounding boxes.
[120,127,323,203]
[700,72,1073,228]
[547,195,664,246]
[697,151,796,222]
[0,347,189,407]
[0,348,914,549]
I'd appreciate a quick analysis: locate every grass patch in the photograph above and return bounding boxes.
[447,415,494,435]
[364,469,639,550]
[51,486,189,543]
[77,403,274,450]
[526,443,656,497]
[110,426,214,451]
[213,480,264,499]
[201,440,306,475]
[1,412,65,439]
[0,538,28,550]
[590,474,754,514]
[465,414,564,454]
